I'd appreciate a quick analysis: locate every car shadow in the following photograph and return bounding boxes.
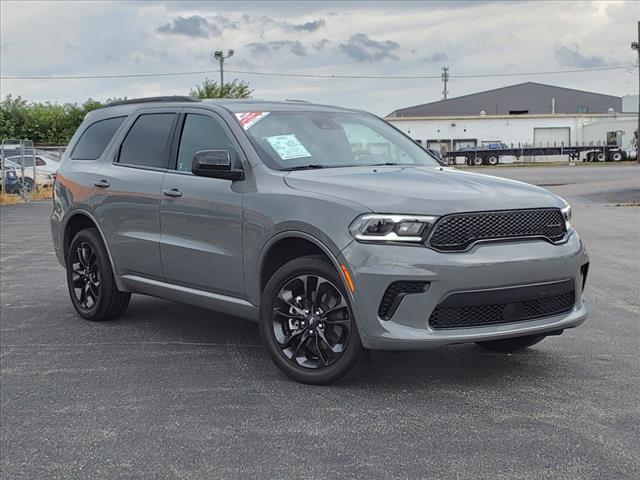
[121,295,576,391]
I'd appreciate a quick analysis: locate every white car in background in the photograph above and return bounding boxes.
[4,154,60,175]
[2,158,54,191]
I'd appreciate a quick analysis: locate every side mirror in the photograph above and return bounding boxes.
[192,150,244,180]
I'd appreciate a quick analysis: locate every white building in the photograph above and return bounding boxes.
[386,82,638,163]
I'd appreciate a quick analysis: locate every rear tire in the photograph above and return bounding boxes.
[487,155,499,166]
[473,156,484,166]
[476,334,545,352]
[596,152,606,162]
[66,228,130,321]
[259,255,364,384]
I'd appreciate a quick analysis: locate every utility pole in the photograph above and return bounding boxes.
[214,49,235,89]
[632,22,639,162]
[441,66,450,100]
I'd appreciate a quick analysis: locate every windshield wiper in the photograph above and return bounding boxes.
[281,164,327,171]
[369,162,402,166]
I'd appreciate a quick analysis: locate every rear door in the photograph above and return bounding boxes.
[94,109,178,280]
[159,109,245,296]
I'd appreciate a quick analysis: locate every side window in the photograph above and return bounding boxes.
[118,113,176,169]
[71,116,126,160]
[36,158,46,166]
[175,114,239,172]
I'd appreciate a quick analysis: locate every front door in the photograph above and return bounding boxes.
[159,110,245,297]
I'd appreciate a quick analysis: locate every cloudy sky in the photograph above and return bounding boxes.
[1,0,638,115]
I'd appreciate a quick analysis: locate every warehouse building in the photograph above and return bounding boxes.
[386,82,638,163]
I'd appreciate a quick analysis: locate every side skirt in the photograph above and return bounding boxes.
[119,275,259,321]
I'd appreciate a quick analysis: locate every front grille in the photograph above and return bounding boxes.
[429,208,567,251]
[378,281,429,320]
[429,288,575,329]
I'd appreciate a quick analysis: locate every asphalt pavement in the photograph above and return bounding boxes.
[1,163,639,479]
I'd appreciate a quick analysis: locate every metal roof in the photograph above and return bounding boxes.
[387,82,623,118]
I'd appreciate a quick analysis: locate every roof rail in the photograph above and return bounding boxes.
[105,96,202,107]
[285,99,311,103]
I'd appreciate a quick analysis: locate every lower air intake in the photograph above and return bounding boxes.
[378,281,429,320]
[429,280,575,329]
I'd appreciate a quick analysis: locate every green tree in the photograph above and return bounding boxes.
[0,95,106,144]
[189,78,253,99]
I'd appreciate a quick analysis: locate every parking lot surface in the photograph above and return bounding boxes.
[1,164,639,479]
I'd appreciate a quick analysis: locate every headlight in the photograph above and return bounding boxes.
[561,204,571,229]
[349,214,438,243]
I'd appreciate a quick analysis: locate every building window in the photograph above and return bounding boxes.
[509,110,529,115]
[577,106,588,113]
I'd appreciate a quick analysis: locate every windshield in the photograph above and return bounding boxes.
[238,111,440,170]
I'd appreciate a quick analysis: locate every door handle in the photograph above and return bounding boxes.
[93,179,110,188]
[162,188,183,198]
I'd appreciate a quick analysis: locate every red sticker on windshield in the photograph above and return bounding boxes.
[235,112,270,130]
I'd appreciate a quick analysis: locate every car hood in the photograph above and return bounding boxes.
[284,166,565,215]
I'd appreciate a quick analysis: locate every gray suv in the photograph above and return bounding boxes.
[51,97,589,384]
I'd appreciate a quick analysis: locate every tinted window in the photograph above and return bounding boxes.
[71,117,126,160]
[118,114,175,168]
[175,114,239,172]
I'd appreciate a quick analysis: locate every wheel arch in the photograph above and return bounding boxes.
[62,210,121,286]
[257,231,349,297]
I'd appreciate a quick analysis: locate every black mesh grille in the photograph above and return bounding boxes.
[429,291,575,329]
[379,281,429,320]
[429,208,567,251]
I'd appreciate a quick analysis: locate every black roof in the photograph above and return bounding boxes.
[387,82,622,117]
[105,96,201,107]
[99,97,359,114]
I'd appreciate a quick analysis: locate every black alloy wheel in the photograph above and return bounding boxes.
[70,241,101,310]
[66,228,130,321]
[260,255,364,384]
[272,274,351,369]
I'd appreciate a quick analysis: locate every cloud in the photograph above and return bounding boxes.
[245,40,307,57]
[313,38,331,51]
[423,52,448,62]
[157,15,220,38]
[338,33,400,62]
[282,19,325,32]
[555,45,610,68]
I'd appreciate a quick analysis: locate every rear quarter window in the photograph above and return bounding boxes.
[71,116,126,160]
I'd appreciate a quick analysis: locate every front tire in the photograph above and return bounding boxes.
[66,228,130,321]
[19,177,34,194]
[259,255,364,384]
[476,334,545,352]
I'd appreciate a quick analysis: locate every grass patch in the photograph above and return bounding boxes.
[30,188,53,201]
[0,193,22,206]
[0,188,52,205]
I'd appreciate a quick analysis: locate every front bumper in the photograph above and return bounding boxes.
[342,232,589,350]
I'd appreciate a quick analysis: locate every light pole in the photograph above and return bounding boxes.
[632,22,639,162]
[441,66,449,100]
[214,49,235,89]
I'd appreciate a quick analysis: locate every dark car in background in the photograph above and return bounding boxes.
[0,167,20,194]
